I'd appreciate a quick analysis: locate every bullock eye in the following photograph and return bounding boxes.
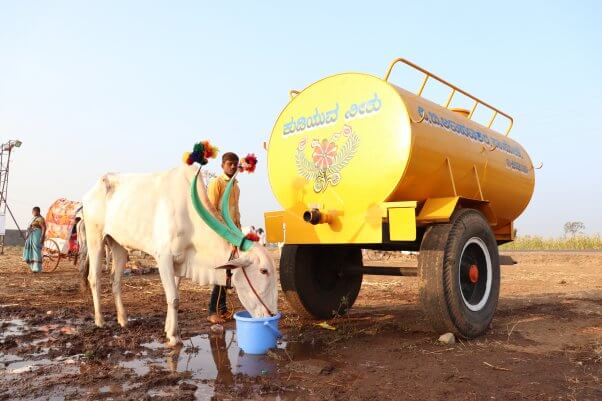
[260,268,269,275]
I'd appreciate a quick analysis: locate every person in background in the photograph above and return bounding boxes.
[69,217,81,254]
[23,206,46,273]
[207,152,240,324]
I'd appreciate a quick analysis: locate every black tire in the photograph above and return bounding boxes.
[280,245,363,319]
[418,209,500,338]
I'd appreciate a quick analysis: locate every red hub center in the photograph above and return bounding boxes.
[468,264,479,284]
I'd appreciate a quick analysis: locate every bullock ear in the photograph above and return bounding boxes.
[214,256,252,270]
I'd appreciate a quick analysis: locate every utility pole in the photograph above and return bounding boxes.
[0,139,24,254]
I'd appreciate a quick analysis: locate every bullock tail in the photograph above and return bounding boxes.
[77,218,90,293]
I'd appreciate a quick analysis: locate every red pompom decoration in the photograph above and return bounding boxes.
[202,140,219,159]
[245,232,260,242]
[238,153,258,173]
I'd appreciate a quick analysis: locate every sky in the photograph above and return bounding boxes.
[1,1,601,236]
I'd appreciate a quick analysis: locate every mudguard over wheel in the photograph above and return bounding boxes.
[280,245,363,319]
[418,209,500,338]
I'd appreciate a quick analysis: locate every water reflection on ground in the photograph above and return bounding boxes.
[1,317,319,400]
[116,330,318,399]
[119,330,279,380]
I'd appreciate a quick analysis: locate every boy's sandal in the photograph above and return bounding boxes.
[220,310,235,321]
[207,314,225,324]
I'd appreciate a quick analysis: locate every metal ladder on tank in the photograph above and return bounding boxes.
[384,58,514,136]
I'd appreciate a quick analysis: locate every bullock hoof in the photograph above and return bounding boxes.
[166,336,182,348]
[117,316,128,328]
[94,317,106,328]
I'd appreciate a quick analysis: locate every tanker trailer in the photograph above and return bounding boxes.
[264,58,535,338]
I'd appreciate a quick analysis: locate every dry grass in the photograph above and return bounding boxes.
[500,235,602,251]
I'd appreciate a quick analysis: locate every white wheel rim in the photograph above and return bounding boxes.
[458,237,492,312]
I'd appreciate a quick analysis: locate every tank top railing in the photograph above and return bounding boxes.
[384,58,514,136]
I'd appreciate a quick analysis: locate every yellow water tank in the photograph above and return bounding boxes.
[266,60,535,245]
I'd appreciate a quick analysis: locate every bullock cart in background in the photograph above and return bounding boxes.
[42,198,82,272]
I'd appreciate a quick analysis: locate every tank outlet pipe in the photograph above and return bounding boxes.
[303,208,331,225]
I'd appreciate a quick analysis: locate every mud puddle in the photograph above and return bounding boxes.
[1,317,82,378]
[121,331,273,377]
[116,330,321,398]
[1,316,321,400]
[0,319,28,341]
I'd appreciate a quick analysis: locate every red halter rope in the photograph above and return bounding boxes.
[225,247,275,317]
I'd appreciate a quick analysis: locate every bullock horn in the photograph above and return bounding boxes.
[191,169,254,251]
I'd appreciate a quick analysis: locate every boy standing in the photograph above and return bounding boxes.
[207,152,240,324]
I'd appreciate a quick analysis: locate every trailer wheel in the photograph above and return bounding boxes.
[280,245,363,319]
[418,209,500,338]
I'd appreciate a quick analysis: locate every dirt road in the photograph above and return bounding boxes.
[1,248,600,400]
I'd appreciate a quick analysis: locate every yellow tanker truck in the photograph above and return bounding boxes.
[264,58,535,338]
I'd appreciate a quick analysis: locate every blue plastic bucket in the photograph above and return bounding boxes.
[234,311,282,355]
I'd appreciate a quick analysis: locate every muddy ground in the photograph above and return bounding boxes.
[1,247,600,401]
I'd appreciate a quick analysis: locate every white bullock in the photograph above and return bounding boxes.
[79,165,278,346]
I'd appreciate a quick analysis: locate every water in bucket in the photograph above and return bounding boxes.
[234,311,282,355]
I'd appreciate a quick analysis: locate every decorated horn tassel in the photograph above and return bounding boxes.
[183,140,219,166]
